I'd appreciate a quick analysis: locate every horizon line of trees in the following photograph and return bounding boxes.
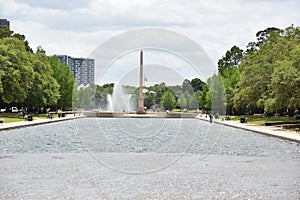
[128,79,207,112]
[75,79,209,112]
[78,25,300,116]
[1,25,299,115]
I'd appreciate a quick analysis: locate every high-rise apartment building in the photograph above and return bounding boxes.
[56,55,95,86]
[0,19,10,29]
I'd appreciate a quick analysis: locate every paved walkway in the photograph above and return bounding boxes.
[197,115,300,142]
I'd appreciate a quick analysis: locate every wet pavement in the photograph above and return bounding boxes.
[0,118,299,199]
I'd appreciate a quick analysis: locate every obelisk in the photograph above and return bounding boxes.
[137,50,145,114]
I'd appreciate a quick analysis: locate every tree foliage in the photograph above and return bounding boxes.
[160,90,176,110]
[0,28,75,111]
[2,24,298,115]
[218,46,243,76]
[50,56,75,109]
[190,78,205,92]
[0,37,33,104]
[25,51,60,108]
[182,79,194,94]
[178,93,187,109]
[75,84,114,110]
[207,74,226,114]
[217,46,243,114]
[144,91,155,109]
[233,25,300,115]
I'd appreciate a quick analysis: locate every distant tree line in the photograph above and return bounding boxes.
[75,83,114,110]
[1,25,299,116]
[0,27,75,112]
[76,26,300,115]
[76,79,209,112]
[109,25,300,115]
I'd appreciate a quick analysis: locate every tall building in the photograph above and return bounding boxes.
[56,55,95,86]
[0,19,10,29]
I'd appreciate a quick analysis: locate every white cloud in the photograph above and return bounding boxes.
[1,0,299,79]
[13,0,89,10]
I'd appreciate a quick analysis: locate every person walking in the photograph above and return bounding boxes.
[57,109,62,118]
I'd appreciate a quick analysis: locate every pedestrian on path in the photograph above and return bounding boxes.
[57,109,62,118]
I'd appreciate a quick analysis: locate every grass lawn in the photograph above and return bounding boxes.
[0,113,58,123]
[0,114,26,123]
[171,109,199,112]
[229,115,299,125]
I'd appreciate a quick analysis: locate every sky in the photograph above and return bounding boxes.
[1,0,300,84]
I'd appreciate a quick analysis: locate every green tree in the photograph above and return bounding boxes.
[190,78,205,92]
[25,51,60,108]
[94,85,108,109]
[207,74,226,114]
[151,83,168,105]
[197,83,209,110]
[76,85,96,110]
[103,83,114,94]
[50,56,75,109]
[183,90,198,110]
[269,60,300,114]
[205,88,211,110]
[0,27,32,52]
[178,93,187,110]
[221,67,241,114]
[0,27,13,39]
[217,46,243,114]
[256,27,282,46]
[144,91,155,109]
[0,37,34,104]
[161,90,176,110]
[234,25,300,114]
[72,83,78,109]
[245,42,257,54]
[183,91,191,110]
[182,79,194,94]
[218,46,243,76]
[12,33,33,52]
[189,93,199,110]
